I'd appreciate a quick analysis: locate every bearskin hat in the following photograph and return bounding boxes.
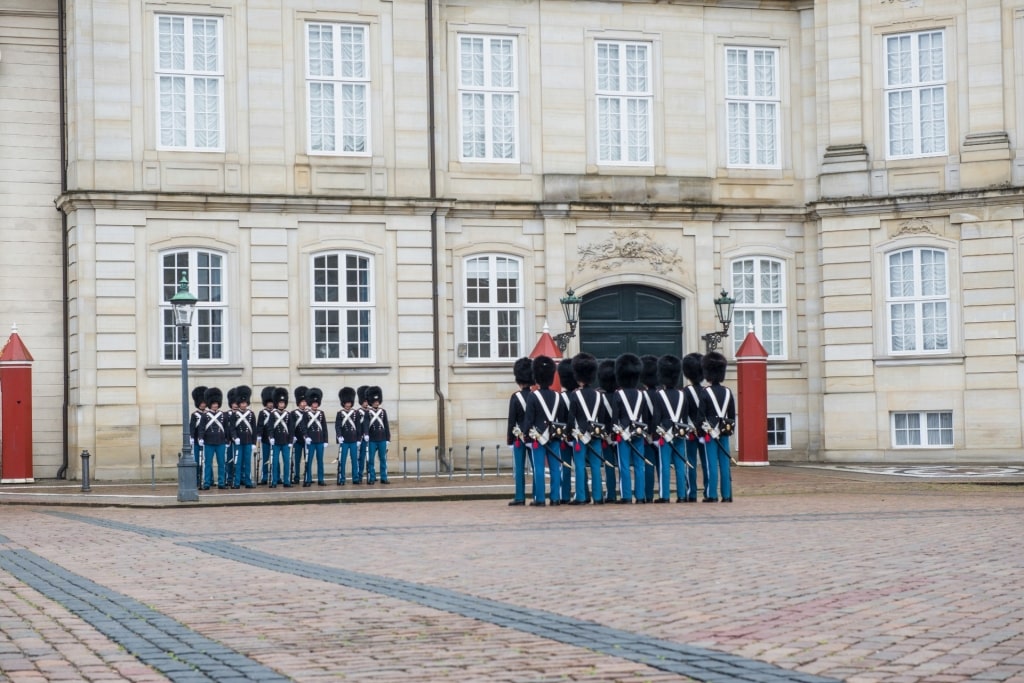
[307,387,323,406]
[357,385,369,404]
[261,386,276,406]
[273,386,289,407]
[191,386,208,408]
[227,387,238,407]
[657,355,682,390]
[235,385,252,405]
[204,387,223,408]
[615,353,642,389]
[366,386,383,404]
[598,359,617,393]
[294,386,308,405]
[557,357,576,391]
[572,353,598,387]
[640,355,659,389]
[532,355,556,389]
[513,357,534,386]
[339,387,356,406]
[702,351,728,384]
[682,353,704,386]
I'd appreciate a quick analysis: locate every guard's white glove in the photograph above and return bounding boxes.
[337,438,342,445]
[269,438,275,446]
[256,437,262,445]
[198,440,204,447]
[363,435,369,442]
[305,437,312,446]
[189,437,194,445]
[234,438,241,445]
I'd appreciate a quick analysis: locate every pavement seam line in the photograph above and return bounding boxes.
[0,547,290,683]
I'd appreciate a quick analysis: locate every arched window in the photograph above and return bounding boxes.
[464,255,523,360]
[730,257,786,358]
[311,251,375,361]
[160,249,227,363]
[886,247,949,353]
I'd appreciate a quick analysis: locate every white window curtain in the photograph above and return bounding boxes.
[885,30,946,158]
[161,250,227,363]
[725,47,779,168]
[306,23,370,154]
[311,252,375,362]
[464,255,523,360]
[731,257,786,358]
[596,41,651,164]
[156,15,223,150]
[458,35,518,161]
[886,248,949,353]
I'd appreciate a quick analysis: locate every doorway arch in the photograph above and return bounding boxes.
[578,284,684,358]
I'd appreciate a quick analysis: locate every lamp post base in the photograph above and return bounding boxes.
[177,452,200,502]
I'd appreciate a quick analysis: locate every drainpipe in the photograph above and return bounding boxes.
[425,0,446,457]
[55,0,70,479]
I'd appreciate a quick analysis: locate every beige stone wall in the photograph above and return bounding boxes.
[0,0,64,476]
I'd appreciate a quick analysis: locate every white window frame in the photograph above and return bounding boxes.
[725,46,780,169]
[731,257,787,359]
[310,251,376,363]
[891,411,953,448]
[884,30,947,159]
[463,255,524,361]
[766,414,791,450]
[595,40,653,165]
[458,34,519,162]
[160,249,227,364]
[305,22,371,156]
[886,247,949,354]
[155,14,225,151]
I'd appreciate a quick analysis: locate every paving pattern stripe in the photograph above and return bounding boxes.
[43,510,184,538]
[0,548,290,683]
[192,540,840,683]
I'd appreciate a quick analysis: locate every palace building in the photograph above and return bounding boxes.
[3,0,1024,480]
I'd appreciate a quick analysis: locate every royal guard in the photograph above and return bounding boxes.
[569,353,604,505]
[598,360,619,503]
[255,386,275,485]
[652,355,684,503]
[197,387,228,490]
[613,354,650,504]
[355,385,370,484]
[189,385,208,485]
[505,357,534,506]
[269,387,293,488]
[335,387,361,485]
[680,353,706,502]
[300,387,329,486]
[640,354,660,503]
[225,387,239,486]
[290,386,309,485]
[525,355,567,506]
[229,386,257,489]
[698,352,736,503]
[556,358,578,505]
[363,386,391,485]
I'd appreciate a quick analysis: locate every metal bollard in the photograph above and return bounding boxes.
[448,447,454,480]
[465,445,470,479]
[495,444,501,476]
[402,446,407,480]
[434,446,440,479]
[80,449,92,493]
[416,448,421,481]
[480,446,485,479]
[150,453,156,489]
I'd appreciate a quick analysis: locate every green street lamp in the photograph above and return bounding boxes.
[170,275,200,502]
[553,288,583,352]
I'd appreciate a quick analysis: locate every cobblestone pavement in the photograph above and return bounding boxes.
[0,465,1022,682]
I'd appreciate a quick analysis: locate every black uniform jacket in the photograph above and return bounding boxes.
[506,388,531,445]
[363,407,391,442]
[229,408,258,445]
[335,408,363,443]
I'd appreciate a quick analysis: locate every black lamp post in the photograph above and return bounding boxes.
[170,275,200,502]
[553,288,583,352]
[701,289,736,353]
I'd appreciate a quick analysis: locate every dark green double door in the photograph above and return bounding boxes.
[578,285,683,358]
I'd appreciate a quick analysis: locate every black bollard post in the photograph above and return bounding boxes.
[448,447,453,480]
[402,446,407,480]
[80,450,92,493]
[480,446,485,479]
[150,453,156,489]
[434,445,440,479]
[416,448,421,481]
[465,445,470,479]
[495,444,501,476]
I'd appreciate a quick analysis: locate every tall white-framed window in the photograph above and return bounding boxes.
[161,249,227,363]
[731,257,786,358]
[311,252,375,362]
[892,411,953,448]
[885,30,946,158]
[458,34,518,162]
[464,255,523,360]
[767,414,790,450]
[596,40,652,164]
[886,247,949,354]
[725,46,780,168]
[306,22,370,155]
[156,14,224,150]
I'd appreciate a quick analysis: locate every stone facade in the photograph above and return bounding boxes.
[5,0,1024,479]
